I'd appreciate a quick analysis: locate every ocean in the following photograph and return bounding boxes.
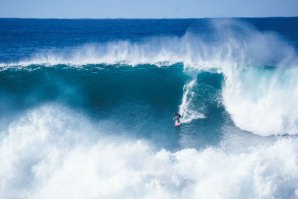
[0,18,297,199]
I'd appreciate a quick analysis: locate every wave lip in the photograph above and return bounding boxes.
[1,20,297,70]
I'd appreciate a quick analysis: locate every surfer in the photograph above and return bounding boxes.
[174,112,182,126]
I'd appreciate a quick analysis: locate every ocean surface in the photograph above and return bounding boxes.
[0,18,298,199]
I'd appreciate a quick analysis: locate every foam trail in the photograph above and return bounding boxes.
[179,79,205,123]
[0,105,297,199]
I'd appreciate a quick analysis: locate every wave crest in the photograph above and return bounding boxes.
[1,20,296,69]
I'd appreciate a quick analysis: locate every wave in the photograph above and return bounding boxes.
[1,19,298,136]
[0,105,297,199]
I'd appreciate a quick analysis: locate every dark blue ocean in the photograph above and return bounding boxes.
[0,18,298,199]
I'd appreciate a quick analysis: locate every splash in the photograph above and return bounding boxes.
[179,79,205,123]
[223,65,298,136]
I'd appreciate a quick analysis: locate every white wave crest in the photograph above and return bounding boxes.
[0,20,295,70]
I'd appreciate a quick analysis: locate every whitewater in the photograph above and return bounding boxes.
[0,18,298,199]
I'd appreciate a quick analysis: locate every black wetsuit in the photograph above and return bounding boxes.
[174,113,181,123]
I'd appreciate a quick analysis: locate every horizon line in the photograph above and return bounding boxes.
[0,16,298,20]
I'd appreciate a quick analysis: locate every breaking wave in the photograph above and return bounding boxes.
[1,20,297,136]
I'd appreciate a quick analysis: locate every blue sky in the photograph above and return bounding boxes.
[1,0,298,18]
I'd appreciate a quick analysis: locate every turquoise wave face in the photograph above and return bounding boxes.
[0,64,185,113]
[0,64,232,149]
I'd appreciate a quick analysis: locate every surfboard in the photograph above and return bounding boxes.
[175,121,181,127]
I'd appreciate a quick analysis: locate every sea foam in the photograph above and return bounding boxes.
[0,105,297,199]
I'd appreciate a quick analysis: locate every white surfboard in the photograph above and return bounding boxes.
[175,121,181,127]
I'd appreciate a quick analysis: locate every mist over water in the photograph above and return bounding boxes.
[0,18,298,198]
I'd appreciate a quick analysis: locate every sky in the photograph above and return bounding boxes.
[0,0,298,18]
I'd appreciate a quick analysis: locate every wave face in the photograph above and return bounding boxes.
[1,18,298,198]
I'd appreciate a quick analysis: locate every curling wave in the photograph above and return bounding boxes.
[0,20,298,136]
